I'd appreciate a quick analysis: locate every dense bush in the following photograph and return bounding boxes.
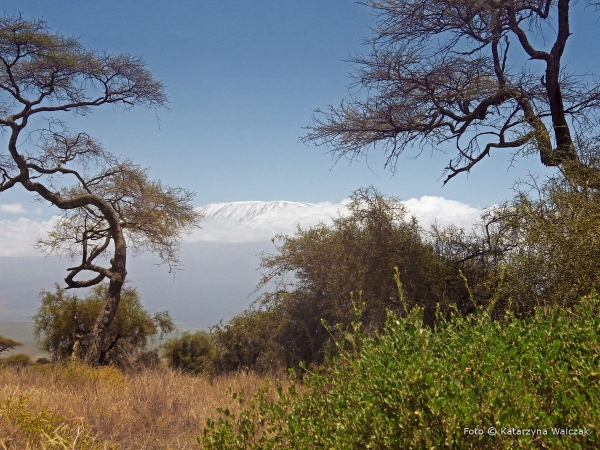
[211,172,600,375]
[239,187,474,370]
[499,176,600,311]
[212,307,285,375]
[0,353,31,368]
[33,284,174,367]
[431,169,600,318]
[201,293,600,449]
[163,331,216,375]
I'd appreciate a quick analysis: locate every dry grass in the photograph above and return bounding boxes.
[0,363,284,449]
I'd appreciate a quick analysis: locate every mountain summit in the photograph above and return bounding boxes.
[200,201,315,222]
[189,201,341,243]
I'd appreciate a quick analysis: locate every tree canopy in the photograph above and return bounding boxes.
[211,173,600,372]
[0,335,22,354]
[232,187,473,369]
[33,284,175,367]
[304,0,600,184]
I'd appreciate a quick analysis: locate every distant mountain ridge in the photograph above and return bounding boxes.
[200,201,315,222]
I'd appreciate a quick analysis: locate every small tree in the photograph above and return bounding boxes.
[0,335,22,354]
[426,146,600,316]
[494,173,600,311]
[33,284,175,367]
[0,15,201,364]
[163,331,216,375]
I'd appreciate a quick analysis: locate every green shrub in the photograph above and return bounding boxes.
[33,284,174,367]
[201,293,600,449]
[211,307,286,374]
[247,187,468,371]
[163,331,216,375]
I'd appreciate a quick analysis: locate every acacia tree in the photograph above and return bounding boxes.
[0,15,201,363]
[304,0,600,184]
[0,335,22,355]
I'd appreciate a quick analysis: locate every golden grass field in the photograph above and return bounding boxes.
[0,363,282,449]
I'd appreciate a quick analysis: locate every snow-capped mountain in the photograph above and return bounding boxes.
[200,201,315,222]
[189,200,343,243]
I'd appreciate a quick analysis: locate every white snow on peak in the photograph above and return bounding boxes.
[188,197,483,244]
[190,200,343,243]
[200,201,315,222]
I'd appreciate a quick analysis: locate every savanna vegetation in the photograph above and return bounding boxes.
[2,1,600,448]
[33,284,174,368]
[202,292,600,449]
[0,362,280,449]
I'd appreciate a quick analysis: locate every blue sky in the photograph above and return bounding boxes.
[1,0,599,219]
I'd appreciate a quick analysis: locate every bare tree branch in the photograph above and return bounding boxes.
[304,0,600,184]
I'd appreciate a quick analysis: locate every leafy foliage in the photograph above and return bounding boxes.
[430,161,600,318]
[33,284,174,367]
[499,175,600,311]
[211,307,286,375]
[219,187,474,372]
[162,331,216,375]
[201,292,600,449]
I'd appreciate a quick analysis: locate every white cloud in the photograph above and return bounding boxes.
[403,196,482,230]
[0,203,27,215]
[0,217,57,257]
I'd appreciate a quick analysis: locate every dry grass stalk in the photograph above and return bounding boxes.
[0,363,285,449]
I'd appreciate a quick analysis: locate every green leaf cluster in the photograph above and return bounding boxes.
[162,330,216,375]
[33,284,174,367]
[211,306,286,375]
[201,293,600,449]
